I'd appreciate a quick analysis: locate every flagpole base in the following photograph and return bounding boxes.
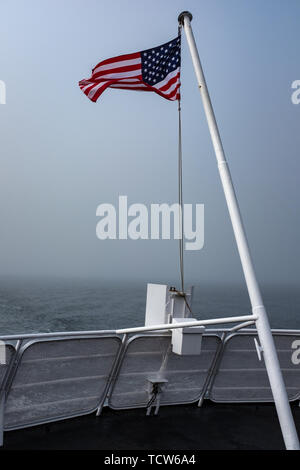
[178,11,193,25]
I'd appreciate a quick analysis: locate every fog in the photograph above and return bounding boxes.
[0,0,299,286]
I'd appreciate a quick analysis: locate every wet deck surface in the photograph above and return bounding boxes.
[1,402,300,450]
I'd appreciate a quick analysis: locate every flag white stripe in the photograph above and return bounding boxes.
[115,78,142,83]
[153,67,180,90]
[88,82,108,99]
[161,80,180,96]
[93,58,141,74]
[81,83,94,92]
[95,69,141,80]
[110,78,179,93]
[110,83,147,89]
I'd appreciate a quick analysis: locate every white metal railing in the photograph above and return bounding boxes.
[115,315,257,334]
[0,325,299,447]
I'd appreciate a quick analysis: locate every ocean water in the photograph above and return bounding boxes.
[0,278,299,335]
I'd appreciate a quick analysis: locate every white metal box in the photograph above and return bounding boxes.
[171,318,205,355]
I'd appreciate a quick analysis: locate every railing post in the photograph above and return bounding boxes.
[0,393,4,446]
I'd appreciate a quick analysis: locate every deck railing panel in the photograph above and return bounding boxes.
[108,333,221,409]
[210,332,300,402]
[0,328,299,440]
[3,336,122,430]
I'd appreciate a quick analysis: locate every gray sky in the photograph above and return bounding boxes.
[0,0,299,285]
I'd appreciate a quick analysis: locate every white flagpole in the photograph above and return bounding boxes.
[178,11,299,450]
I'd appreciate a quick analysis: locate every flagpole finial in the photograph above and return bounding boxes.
[178,11,193,25]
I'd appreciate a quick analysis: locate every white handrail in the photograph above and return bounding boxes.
[115,315,257,334]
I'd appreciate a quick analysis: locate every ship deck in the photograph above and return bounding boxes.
[1,401,300,450]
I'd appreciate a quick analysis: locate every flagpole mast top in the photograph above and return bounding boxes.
[178,11,193,25]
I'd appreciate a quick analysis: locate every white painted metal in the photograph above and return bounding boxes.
[145,284,194,327]
[229,320,255,332]
[116,314,257,334]
[169,286,193,318]
[145,284,169,326]
[171,318,205,355]
[1,327,299,342]
[179,11,299,449]
[254,337,263,361]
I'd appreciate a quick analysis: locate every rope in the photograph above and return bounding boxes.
[170,286,193,316]
[178,98,184,295]
[177,24,184,295]
[176,25,193,315]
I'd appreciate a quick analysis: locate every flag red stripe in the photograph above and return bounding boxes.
[109,79,142,85]
[92,64,142,79]
[79,39,180,102]
[158,73,180,92]
[80,76,180,102]
[88,81,114,102]
[112,86,151,91]
[110,83,153,91]
[110,80,180,101]
[151,83,180,101]
[92,52,141,70]
[79,82,97,94]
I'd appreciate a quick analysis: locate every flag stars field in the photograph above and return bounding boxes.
[79,36,181,102]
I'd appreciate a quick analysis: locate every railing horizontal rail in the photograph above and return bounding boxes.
[0,330,117,341]
[1,325,300,343]
[115,315,257,334]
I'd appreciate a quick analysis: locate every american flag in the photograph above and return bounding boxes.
[79,35,181,103]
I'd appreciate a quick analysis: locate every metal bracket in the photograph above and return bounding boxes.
[146,376,168,416]
[254,337,264,361]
